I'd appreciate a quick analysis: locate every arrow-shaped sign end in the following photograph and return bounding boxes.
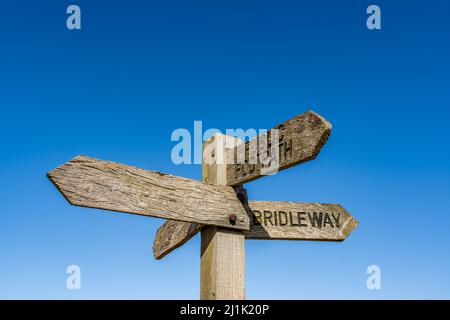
[152,220,200,260]
[334,204,358,241]
[306,110,333,131]
[47,155,89,207]
[304,110,333,162]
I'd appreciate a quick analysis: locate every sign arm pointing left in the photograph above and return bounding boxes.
[48,155,250,230]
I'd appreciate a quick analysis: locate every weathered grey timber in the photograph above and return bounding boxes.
[48,155,250,230]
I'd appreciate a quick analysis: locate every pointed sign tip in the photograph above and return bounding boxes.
[306,110,333,131]
[47,169,78,207]
[342,214,359,239]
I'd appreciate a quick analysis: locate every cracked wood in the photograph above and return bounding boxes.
[47,155,250,230]
[226,110,332,186]
[153,201,357,259]
[244,201,358,241]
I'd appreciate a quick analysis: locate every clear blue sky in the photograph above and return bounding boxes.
[1,0,449,299]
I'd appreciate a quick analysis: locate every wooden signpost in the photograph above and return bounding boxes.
[48,110,358,300]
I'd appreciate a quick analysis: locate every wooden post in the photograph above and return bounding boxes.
[200,133,245,300]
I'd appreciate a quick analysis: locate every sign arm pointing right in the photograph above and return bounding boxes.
[153,201,358,259]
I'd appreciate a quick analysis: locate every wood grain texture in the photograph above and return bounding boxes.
[226,111,332,186]
[153,200,358,258]
[153,220,202,260]
[48,155,250,230]
[152,186,247,260]
[200,227,245,300]
[244,201,358,241]
[200,134,246,300]
[153,134,243,260]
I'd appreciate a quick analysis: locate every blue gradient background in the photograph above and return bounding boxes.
[1,0,449,299]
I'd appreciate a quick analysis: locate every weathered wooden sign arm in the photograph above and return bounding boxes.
[153,200,358,259]
[226,111,332,186]
[48,155,250,230]
[244,201,358,241]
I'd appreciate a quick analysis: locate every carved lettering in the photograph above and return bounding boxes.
[251,210,341,229]
[253,210,262,225]
[263,211,274,226]
[323,213,334,228]
[278,211,288,226]
[331,213,340,228]
[308,212,323,228]
[233,137,294,179]
[298,212,307,227]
